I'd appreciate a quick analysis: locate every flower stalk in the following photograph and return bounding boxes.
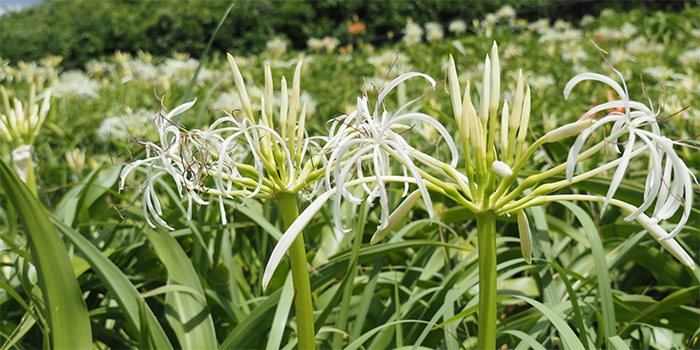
[277,192,315,350]
[476,210,497,350]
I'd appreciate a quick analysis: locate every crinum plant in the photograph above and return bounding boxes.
[120,54,328,350]
[123,43,696,350]
[262,42,696,349]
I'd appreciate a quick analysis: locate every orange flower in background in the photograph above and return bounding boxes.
[347,20,366,35]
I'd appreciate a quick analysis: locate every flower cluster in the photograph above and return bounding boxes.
[122,42,697,292]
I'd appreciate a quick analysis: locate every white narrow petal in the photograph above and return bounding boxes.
[635,213,694,269]
[164,99,197,123]
[602,132,636,215]
[517,210,532,264]
[371,190,421,244]
[262,190,334,290]
[376,72,436,116]
[564,72,629,114]
[380,112,460,167]
[565,128,593,183]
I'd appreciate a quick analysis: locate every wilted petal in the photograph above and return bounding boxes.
[371,190,422,244]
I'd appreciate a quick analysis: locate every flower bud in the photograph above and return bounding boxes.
[517,209,532,264]
[543,118,595,143]
[227,53,253,120]
[492,160,513,178]
[448,55,463,129]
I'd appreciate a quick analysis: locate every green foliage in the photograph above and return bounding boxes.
[1,0,691,69]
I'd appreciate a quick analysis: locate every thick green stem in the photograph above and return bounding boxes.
[476,210,497,350]
[277,192,315,350]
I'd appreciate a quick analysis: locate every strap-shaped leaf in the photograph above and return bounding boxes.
[0,159,92,349]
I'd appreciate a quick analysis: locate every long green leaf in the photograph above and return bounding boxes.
[559,201,616,347]
[0,159,92,349]
[509,295,586,350]
[144,228,218,350]
[219,290,282,349]
[52,215,173,349]
[608,335,631,350]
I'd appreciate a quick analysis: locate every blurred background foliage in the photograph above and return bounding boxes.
[0,0,692,70]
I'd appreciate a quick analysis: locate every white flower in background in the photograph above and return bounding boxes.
[496,5,516,19]
[86,60,112,78]
[626,36,665,54]
[561,44,588,63]
[53,70,100,98]
[529,75,554,94]
[528,18,550,35]
[608,48,634,66]
[98,107,154,141]
[0,58,14,83]
[448,20,467,34]
[643,66,674,81]
[425,22,444,42]
[620,23,638,39]
[368,51,411,76]
[600,8,616,19]
[0,85,51,149]
[266,38,288,58]
[539,28,562,44]
[580,14,595,26]
[322,36,340,53]
[65,148,86,175]
[679,48,700,67]
[299,91,317,116]
[502,44,523,60]
[160,57,199,86]
[561,28,582,42]
[211,91,243,113]
[133,60,158,83]
[402,18,423,46]
[307,37,325,52]
[553,19,571,31]
[594,27,615,41]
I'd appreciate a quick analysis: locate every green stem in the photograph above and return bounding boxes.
[476,210,497,350]
[277,192,315,350]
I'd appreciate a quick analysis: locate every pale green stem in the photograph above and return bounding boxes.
[277,192,315,350]
[476,210,497,350]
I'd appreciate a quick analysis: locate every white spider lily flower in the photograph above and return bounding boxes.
[324,72,459,232]
[564,68,695,240]
[121,56,327,230]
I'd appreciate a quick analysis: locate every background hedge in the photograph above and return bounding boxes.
[0,0,693,69]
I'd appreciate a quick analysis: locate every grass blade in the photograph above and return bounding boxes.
[0,159,92,349]
[266,272,294,350]
[180,3,234,104]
